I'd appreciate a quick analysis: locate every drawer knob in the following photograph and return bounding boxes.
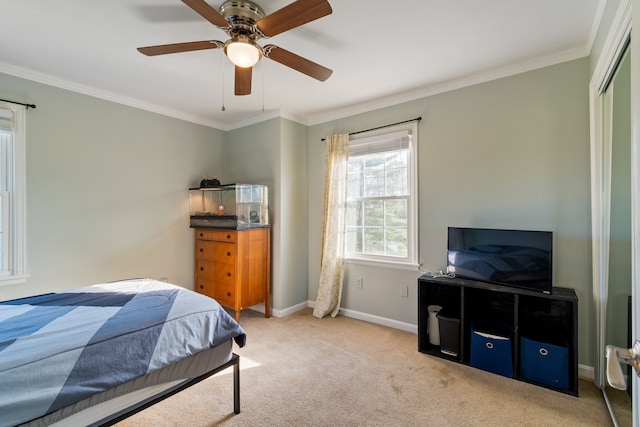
[227,251,231,257]
[200,266,204,271]
[227,291,232,297]
[199,284,204,289]
[227,272,232,277]
[199,248,204,252]
[226,234,231,239]
[199,233,204,237]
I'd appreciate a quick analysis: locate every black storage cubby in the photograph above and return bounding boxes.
[417,280,462,361]
[465,287,514,325]
[518,292,576,391]
[463,288,514,365]
[418,274,578,395]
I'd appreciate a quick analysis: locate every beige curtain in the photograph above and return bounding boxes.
[313,134,349,318]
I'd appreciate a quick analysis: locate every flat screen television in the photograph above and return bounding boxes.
[447,227,553,294]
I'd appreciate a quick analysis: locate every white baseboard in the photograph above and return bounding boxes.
[272,301,309,318]
[579,364,595,380]
[248,301,309,318]
[306,300,417,334]
[338,307,418,334]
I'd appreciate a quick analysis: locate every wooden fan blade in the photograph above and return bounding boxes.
[235,66,252,96]
[182,0,231,28]
[256,0,332,37]
[263,45,332,81]
[137,40,224,56]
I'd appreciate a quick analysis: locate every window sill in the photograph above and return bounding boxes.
[344,258,420,271]
[0,273,29,286]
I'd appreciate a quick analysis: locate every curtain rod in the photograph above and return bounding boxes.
[321,116,421,141]
[0,98,36,109]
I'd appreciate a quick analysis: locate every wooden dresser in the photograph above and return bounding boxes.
[194,227,271,321]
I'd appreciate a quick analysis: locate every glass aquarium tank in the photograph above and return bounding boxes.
[189,183,269,229]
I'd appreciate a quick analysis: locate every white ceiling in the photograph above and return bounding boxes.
[0,0,604,130]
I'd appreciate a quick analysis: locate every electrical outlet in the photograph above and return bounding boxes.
[356,278,364,289]
[400,285,409,298]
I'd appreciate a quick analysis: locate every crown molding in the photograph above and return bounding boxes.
[304,46,590,126]
[0,61,226,130]
[222,108,308,130]
[0,42,591,132]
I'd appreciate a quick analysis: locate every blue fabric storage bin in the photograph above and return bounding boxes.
[520,335,569,390]
[470,323,513,378]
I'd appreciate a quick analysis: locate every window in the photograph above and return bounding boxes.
[345,122,418,267]
[0,102,27,284]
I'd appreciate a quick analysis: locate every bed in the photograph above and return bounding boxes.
[0,278,246,427]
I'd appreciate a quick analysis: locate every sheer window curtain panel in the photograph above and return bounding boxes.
[313,134,349,318]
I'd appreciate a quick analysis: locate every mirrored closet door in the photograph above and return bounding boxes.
[600,43,632,427]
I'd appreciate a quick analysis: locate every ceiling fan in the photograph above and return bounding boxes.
[137,0,333,96]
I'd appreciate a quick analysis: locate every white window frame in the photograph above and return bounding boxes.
[0,101,28,285]
[345,122,419,269]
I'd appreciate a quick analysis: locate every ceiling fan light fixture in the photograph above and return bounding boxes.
[138,0,334,96]
[225,40,261,68]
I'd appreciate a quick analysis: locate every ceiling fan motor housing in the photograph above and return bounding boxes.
[220,0,265,39]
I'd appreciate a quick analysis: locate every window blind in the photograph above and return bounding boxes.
[349,130,411,156]
[0,108,11,131]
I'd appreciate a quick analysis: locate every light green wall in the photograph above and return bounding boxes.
[0,73,225,300]
[0,56,594,366]
[279,119,309,308]
[0,72,311,315]
[225,120,281,309]
[307,58,593,365]
[225,118,309,312]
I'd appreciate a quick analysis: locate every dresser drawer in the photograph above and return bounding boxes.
[195,260,216,281]
[195,279,214,297]
[215,282,235,306]
[212,265,236,285]
[195,229,237,242]
[195,241,236,263]
[196,256,235,281]
[195,277,235,306]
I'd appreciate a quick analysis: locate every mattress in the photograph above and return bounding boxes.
[0,279,246,427]
[34,340,233,427]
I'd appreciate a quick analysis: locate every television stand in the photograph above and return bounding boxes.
[418,274,578,395]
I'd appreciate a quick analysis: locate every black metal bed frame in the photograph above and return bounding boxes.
[98,353,240,426]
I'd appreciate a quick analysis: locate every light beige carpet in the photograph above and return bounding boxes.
[117,308,612,426]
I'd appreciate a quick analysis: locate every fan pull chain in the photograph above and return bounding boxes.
[261,58,265,113]
[221,57,226,112]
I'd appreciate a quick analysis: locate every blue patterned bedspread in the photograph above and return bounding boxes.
[0,279,246,427]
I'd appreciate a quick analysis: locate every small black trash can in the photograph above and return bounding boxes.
[437,308,460,357]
